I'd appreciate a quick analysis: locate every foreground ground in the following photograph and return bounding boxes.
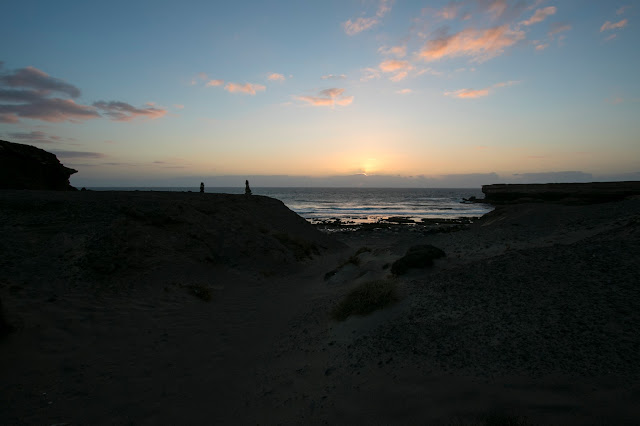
[1,191,639,425]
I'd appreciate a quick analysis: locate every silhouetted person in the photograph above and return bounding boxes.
[245,180,252,196]
[200,182,204,193]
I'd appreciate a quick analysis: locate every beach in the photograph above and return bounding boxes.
[1,190,639,425]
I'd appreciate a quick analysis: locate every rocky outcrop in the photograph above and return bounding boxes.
[482,181,640,204]
[0,140,77,190]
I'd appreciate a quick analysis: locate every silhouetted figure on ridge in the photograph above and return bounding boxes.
[200,182,204,193]
[245,180,252,196]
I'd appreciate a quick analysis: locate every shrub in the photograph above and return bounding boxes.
[331,279,398,321]
[391,244,445,275]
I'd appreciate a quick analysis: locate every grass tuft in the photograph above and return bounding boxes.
[331,279,398,321]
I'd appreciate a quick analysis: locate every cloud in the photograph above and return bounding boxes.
[191,72,208,85]
[0,66,81,98]
[267,73,285,81]
[436,3,461,20]
[379,59,412,73]
[548,23,572,37]
[1,65,166,124]
[420,25,525,62]
[0,98,100,122]
[93,101,168,121]
[206,79,224,87]
[296,88,354,107]
[343,0,393,35]
[224,82,266,95]
[617,6,630,15]
[5,130,65,144]
[445,80,518,98]
[321,74,347,80]
[174,104,185,109]
[379,59,413,81]
[343,17,379,35]
[600,19,628,32]
[378,45,407,58]
[396,89,412,94]
[521,6,556,26]
[445,88,490,98]
[360,67,381,82]
[535,42,549,50]
[49,150,106,159]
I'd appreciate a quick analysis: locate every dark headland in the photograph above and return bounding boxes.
[1,140,640,425]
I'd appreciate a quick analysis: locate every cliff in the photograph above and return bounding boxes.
[0,140,77,190]
[482,181,640,204]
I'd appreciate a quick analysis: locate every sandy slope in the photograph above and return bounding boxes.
[1,192,639,425]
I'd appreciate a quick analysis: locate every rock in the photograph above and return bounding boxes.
[391,244,446,275]
[482,182,640,204]
[0,140,77,190]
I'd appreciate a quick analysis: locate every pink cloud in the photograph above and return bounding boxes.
[521,6,556,26]
[600,19,628,32]
[420,25,525,62]
[267,73,285,81]
[321,74,347,80]
[224,82,266,95]
[296,88,354,107]
[445,88,490,99]
[535,42,549,51]
[379,60,412,72]
[390,71,409,82]
[436,4,460,20]
[396,88,412,94]
[444,80,518,99]
[206,79,224,87]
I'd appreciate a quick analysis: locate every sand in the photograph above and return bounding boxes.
[1,191,639,425]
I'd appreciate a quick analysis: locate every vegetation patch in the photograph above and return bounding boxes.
[331,279,398,321]
[391,244,446,275]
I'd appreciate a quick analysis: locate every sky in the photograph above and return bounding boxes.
[1,0,639,187]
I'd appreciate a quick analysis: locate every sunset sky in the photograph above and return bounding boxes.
[1,0,638,187]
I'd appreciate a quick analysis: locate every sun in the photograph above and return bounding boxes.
[361,158,379,175]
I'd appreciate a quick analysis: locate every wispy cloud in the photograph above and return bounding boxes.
[378,45,407,58]
[617,6,630,15]
[343,0,393,35]
[5,130,66,144]
[93,101,167,121]
[267,73,285,81]
[379,60,413,81]
[224,82,266,95]
[600,19,628,32]
[206,79,224,87]
[548,23,572,37]
[321,74,347,80]
[445,80,519,99]
[396,89,413,94]
[296,88,354,107]
[50,150,106,159]
[360,67,381,82]
[521,6,556,26]
[420,25,525,62]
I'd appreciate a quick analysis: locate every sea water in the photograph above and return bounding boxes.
[89,187,493,224]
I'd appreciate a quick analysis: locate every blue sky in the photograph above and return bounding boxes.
[1,0,638,187]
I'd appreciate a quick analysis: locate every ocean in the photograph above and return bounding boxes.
[89,187,493,224]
